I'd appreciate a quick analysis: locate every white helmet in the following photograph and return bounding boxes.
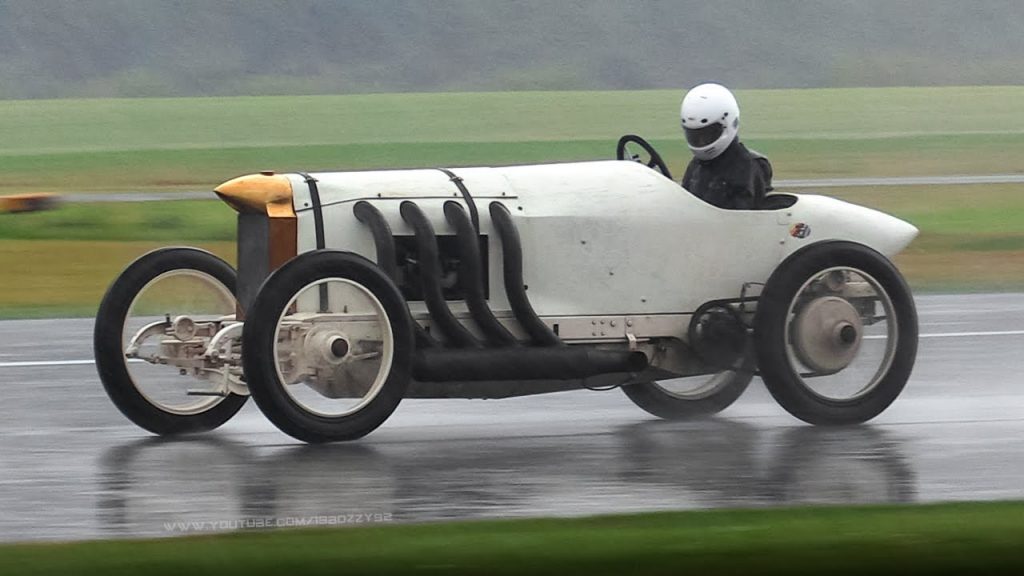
[680,83,740,161]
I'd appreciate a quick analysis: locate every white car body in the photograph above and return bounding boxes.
[273,160,916,342]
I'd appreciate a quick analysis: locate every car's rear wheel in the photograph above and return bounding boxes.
[242,250,413,443]
[94,247,248,435]
[625,312,754,420]
[623,369,752,419]
[754,242,917,425]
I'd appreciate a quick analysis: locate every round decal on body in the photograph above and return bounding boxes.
[789,223,811,239]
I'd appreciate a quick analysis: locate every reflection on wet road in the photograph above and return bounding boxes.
[94,421,918,540]
[2,293,1024,541]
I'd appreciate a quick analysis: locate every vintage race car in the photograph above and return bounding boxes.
[94,136,919,443]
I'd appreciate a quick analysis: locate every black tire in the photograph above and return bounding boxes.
[242,250,414,443]
[754,242,918,425]
[622,370,752,420]
[94,247,248,435]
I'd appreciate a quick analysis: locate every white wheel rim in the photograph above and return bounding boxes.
[123,270,236,416]
[272,277,395,418]
[782,266,899,402]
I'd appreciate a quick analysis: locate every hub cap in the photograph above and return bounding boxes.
[783,267,899,402]
[272,278,394,418]
[792,296,863,374]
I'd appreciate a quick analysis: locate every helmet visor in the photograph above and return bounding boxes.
[684,123,724,148]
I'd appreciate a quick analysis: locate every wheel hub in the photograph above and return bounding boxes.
[171,315,197,341]
[298,324,380,399]
[792,296,863,374]
[330,337,350,359]
[305,327,352,367]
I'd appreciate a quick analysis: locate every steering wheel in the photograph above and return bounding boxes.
[616,134,672,180]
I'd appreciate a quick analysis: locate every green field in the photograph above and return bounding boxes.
[3,503,1024,575]
[2,86,1024,194]
[0,240,235,318]
[0,201,235,242]
[1,86,1023,317]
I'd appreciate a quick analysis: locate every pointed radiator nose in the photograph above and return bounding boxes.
[214,172,294,218]
[865,210,919,257]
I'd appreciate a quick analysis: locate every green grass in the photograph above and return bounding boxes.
[0,240,235,317]
[0,201,236,242]
[3,86,1024,193]
[0,141,617,193]
[2,503,1024,575]
[830,183,1024,243]
[5,87,1024,153]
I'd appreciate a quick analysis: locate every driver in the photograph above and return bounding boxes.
[680,83,772,210]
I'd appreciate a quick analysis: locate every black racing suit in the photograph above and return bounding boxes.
[681,139,772,210]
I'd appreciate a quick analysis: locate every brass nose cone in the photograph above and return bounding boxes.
[214,173,294,218]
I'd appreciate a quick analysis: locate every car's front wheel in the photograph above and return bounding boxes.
[754,242,918,425]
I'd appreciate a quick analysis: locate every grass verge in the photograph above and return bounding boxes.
[5,87,1024,153]
[0,240,235,318]
[2,502,1024,575]
[3,87,1024,194]
[0,200,236,242]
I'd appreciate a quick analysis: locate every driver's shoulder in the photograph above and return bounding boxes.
[739,143,773,183]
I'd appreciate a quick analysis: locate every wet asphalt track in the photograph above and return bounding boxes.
[1,292,1023,542]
